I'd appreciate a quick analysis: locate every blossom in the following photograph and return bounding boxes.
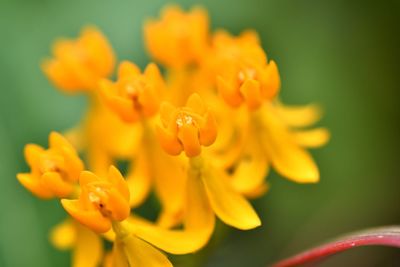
[209,30,280,110]
[42,27,115,92]
[144,5,209,68]
[99,61,164,123]
[17,132,83,199]
[157,93,217,157]
[61,166,130,233]
[50,220,103,267]
[157,94,261,231]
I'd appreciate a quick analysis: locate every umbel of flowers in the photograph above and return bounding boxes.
[18,5,329,267]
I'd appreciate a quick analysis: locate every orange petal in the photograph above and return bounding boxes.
[178,124,201,157]
[61,199,111,233]
[108,166,130,202]
[199,112,217,146]
[217,76,243,107]
[42,171,74,198]
[24,144,44,169]
[107,188,130,221]
[17,173,54,199]
[240,79,262,110]
[156,125,182,156]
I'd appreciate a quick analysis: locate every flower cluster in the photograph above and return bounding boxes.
[18,5,329,267]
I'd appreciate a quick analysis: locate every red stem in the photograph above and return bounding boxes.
[271,226,400,267]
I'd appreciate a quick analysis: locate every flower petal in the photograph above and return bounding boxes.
[202,167,261,230]
[275,103,322,128]
[42,171,74,197]
[17,173,53,199]
[61,199,111,233]
[126,154,152,207]
[49,219,76,250]
[292,128,330,148]
[24,144,44,170]
[260,105,320,183]
[72,223,103,267]
[123,235,173,267]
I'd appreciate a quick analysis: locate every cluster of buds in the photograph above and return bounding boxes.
[17,5,328,267]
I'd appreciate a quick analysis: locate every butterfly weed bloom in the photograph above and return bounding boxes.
[157,94,261,231]
[17,132,83,198]
[42,27,115,93]
[18,4,329,267]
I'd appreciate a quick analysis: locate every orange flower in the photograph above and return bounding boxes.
[210,30,280,110]
[157,94,217,157]
[61,166,130,233]
[42,27,115,93]
[144,5,209,68]
[99,61,164,123]
[17,132,83,199]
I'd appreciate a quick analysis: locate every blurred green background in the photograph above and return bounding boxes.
[1,0,399,266]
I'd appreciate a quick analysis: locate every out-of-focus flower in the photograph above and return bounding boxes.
[209,30,280,110]
[157,93,217,157]
[17,132,83,199]
[230,103,329,197]
[144,6,209,69]
[99,61,164,123]
[50,219,103,267]
[42,27,115,93]
[61,166,130,233]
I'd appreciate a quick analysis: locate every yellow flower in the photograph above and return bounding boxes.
[230,103,329,197]
[99,61,164,123]
[61,166,130,233]
[50,219,103,267]
[157,94,261,231]
[144,5,209,68]
[17,132,83,199]
[157,93,217,157]
[42,27,115,93]
[209,30,280,110]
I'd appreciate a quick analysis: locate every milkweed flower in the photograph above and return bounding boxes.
[157,94,261,231]
[17,132,83,199]
[99,61,164,123]
[144,5,209,69]
[210,30,280,110]
[61,166,130,233]
[42,27,115,93]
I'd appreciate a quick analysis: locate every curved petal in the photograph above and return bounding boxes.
[72,223,103,267]
[61,199,111,233]
[108,165,130,201]
[260,106,320,183]
[49,219,76,250]
[230,140,269,195]
[123,235,173,267]
[292,128,330,148]
[17,173,53,199]
[24,144,44,170]
[275,103,322,128]
[42,171,74,197]
[202,167,261,230]
[126,154,152,207]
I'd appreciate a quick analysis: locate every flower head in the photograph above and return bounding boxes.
[99,61,164,123]
[157,94,217,157]
[42,27,115,92]
[144,5,209,68]
[17,132,83,199]
[211,31,280,110]
[61,166,130,233]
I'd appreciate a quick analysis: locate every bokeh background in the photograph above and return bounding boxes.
[1,0,399,266]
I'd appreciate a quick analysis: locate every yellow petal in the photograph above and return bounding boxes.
[126,154,152,207]
[293,128,330,148]
[118,60,141,79]
[24,144,44,169]
[72,223,103,267]
[17,173,54,199]
[275,102,322,128]
[231,141,269,196]
[108,165,130,202]
[42,171,74,197]
[49,131,75,151]
[123,235,173,267]
[202,167,261,230]
[61,199,111,233]
[49,219,76,250]
[112,240,129,267]
[243,182,270,199]
[260,105,320,183]
[240,79,262,110]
